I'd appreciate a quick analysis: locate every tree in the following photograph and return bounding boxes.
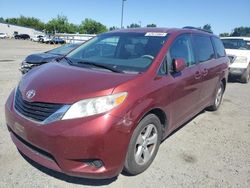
[4,16,45,30]
[146,23,157,27]
[5,18,18,25]
[0,17,4,22]
[202,24,213,33]
[219,33,230,37]
[79,18,107,34]
[231,27,250,36]
[127,23,141,28]
[109,26,119,31]
[67,23,79,34]
[45,15,72,33]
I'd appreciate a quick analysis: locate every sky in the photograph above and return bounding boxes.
[0,0,249,35]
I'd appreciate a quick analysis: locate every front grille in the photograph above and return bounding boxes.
[14,89,63,122]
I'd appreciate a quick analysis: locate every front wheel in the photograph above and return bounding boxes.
[207,82,224,111]
[124,114,162,175]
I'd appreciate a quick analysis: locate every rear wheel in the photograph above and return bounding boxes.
[240,65,250,83]
[207,81,224,111]
[124,114,162,175]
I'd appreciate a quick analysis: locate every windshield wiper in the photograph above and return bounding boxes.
[77,61,124,73]
[62,56,73,64]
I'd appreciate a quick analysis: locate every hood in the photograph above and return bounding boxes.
[25,52,61,64]
[19,63,137,104]
[225,49,250,60]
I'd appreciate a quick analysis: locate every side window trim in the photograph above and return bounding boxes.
[211,36,226,59]
[210,36,218,59]
[190,33,199,66]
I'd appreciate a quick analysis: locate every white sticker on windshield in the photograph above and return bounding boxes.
[145,32,167,37]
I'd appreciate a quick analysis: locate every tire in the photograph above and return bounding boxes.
[207,81,224,111]
[124,114,162,175]
[240,65,250,83]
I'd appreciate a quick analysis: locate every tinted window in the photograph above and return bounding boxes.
[168,34,195,67]
[193,35,215,62]
[221,39,250,50]
[212,37,226,58]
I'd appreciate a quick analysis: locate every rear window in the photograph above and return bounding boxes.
[212,37,226,58]
[193,35,215,63]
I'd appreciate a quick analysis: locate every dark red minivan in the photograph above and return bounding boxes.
[5,27,229,179]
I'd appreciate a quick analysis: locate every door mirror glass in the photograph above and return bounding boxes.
[173,58,186,72]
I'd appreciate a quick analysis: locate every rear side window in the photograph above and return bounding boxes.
[193,35,215,63]
[212,37,226,58]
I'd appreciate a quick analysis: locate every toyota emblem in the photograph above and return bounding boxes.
[26,89,36,99]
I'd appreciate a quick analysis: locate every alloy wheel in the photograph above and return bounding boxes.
[215,85,223,107]
[134,124,158,165]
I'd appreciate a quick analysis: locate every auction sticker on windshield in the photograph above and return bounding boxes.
[145,32,167,37]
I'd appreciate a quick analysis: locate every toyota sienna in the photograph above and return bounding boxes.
[5,27,229,179]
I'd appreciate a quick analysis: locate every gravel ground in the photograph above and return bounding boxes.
[0,39,249,188]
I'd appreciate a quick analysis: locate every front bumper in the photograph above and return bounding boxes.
[5,90,133,179]
[229,67,245,76]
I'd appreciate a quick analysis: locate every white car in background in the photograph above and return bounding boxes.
[0,33,8,39]
[40,35,52,43]
[31,35,44,42]
[221,37,250,83]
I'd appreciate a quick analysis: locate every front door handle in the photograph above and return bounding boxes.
[202,68,208,76]
[195,71,202,79]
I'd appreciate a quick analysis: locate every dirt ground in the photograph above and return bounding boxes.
[0,39,249,188]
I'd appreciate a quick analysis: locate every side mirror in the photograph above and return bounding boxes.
[173,58,186,73]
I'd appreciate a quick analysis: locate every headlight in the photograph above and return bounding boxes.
[21,60,33,68]
[234,56,248,64]
[21,60,28,66]
[62,92,127,120]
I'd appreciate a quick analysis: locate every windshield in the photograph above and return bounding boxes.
[222,39,250,50]
[47,43,80,55]
[66,32,168,73]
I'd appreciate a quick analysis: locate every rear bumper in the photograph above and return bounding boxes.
[5,90,134,179]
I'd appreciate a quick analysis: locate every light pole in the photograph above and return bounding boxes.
[121,0,126,28]
[139,21,141,27]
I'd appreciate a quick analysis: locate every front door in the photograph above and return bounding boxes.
[166,34,203,129]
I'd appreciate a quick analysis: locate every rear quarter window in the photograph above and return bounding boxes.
[193,35,215,63]
[212,37,226,58]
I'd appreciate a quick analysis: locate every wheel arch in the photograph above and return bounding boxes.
[136,107,168,138]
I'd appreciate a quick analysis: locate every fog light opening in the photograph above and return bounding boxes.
[82,159,104,168]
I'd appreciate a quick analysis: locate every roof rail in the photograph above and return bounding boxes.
[182,26,213,34]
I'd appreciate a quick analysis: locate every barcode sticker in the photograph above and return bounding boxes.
[145,32,167,37]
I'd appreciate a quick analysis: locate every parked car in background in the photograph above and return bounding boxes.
[221,37,250,83]
[39,35,52,43]
[31,35,44,42]
[6,27,228,179]
[50,37,66,44]
[14,34,30,40]
[20,43,81,74]
[0,33,8,39]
